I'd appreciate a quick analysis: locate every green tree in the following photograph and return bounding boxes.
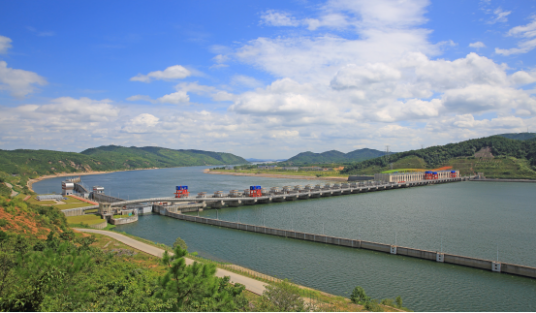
[261,279,305,312]
[365,299,384,312]
[395,295,403,308]
[350,286,369,304]
[158,245,245,311]
[173,237,188,251]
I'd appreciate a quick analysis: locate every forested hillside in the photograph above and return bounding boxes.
[0,145,248,180]
[282,148,388,165]
[497,132,536,141]
[342,136,536,178]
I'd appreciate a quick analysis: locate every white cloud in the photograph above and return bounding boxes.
[126,95,156,103]
[261,10,300,27]
[122,113,160,134]
[0,61,47,98]
[507,17,536,38]
[496,17,536,55]
[469,41,486,49]
[130,65,191,83]
[157,91,190,104]
[231,75,263,88]
[36,97,119,122]
[331,63,401,90]
[495,38,536,56]
[0,35,12,54]
[489,7,511,24]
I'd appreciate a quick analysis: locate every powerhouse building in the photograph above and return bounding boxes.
[374,170,460,183]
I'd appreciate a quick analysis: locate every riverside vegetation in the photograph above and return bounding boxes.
[0,193,408,311]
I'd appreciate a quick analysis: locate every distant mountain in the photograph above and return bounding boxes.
[497,133,536,141]
[246,158,287,162]
[0,145,248,178]
[282,148,389,165]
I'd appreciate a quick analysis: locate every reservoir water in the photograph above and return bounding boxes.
[33,166,536,311]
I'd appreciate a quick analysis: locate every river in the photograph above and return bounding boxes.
[33,166,536,311]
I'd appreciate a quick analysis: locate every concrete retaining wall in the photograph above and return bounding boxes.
[89,220,107,229]
[166,212,536,279]
[61,205,99,217]
[110,215,138,225]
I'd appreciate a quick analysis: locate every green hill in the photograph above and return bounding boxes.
[497,132,536,141]
[341,136,536,179]
[282,148,388,165]
[0,145,248,180]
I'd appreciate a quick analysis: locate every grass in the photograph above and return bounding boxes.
[74,231,168,274]
[447,156,536,179]
[66,214,105,226]
[24,195,94,210]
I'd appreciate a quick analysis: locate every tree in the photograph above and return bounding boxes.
[173,237,188,251]
[158,245,245,311]
[261,279,305,312]
[350,286,369,304]
[395,295,403,308]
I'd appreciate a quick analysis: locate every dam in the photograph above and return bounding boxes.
[61,174,536,280]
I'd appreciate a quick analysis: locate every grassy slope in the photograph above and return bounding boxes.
[342,136,536,179]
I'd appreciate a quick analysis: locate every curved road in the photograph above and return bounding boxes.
[75,228,268,295]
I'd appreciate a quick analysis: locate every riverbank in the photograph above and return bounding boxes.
[27,167,159,192]
[205,169,348,182]
[470,178,536,183]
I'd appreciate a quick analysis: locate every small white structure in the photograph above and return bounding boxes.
[62,181,74,196]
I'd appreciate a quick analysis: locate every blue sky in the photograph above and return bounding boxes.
[1,0,535,158]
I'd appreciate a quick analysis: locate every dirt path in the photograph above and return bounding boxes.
[75,228,269,295]
[205,169,348,182]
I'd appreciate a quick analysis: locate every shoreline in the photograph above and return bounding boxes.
[27,167,159,192]
[204,169,348,182]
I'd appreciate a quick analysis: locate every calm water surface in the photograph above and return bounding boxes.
[34,167,536,311]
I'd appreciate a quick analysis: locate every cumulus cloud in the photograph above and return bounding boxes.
[157,91,190,104]
[130,65,191,83]
[0,35,12,54]
[4,0,536,157]
[36,97,119,122]
[0,61,47,98]
[331,63,401,90]
[122,113,160,134]
[469,41,485,49]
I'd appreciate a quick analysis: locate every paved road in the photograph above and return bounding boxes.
[75,228,268,295]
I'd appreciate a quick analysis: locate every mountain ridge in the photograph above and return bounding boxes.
[281,148,390,165]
